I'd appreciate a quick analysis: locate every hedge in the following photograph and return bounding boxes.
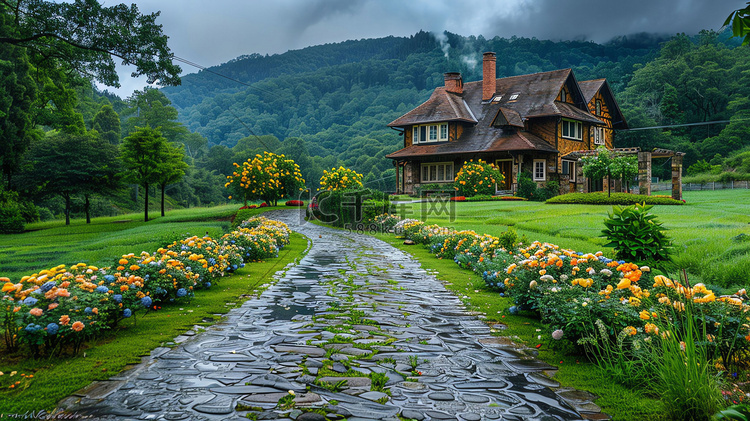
[546,192,684,205]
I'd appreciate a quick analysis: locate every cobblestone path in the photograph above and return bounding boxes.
[61,210,606,420]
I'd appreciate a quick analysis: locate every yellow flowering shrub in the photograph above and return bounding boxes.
[225,152,306,205]
[453,159,503,197]
[318,166,363,191]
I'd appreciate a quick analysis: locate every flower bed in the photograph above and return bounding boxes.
[0,216,291,357]
[370,213,750,367]
[285,200,305,207]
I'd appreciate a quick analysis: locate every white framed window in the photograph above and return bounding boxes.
[595,99,602,116]
[413,123,449,143]
[561,119,582,141]
[421,162,454,182]
[593,127,605,145]
[561,160,576,182]
[560,89,567,102]
[533,159,546,181]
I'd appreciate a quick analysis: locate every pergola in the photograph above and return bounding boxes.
[564,147,685,200]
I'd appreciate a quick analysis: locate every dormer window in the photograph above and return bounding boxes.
[560,89,567,102]
[413,123,449,143]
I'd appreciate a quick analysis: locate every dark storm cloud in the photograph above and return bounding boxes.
[107,0,745,97]
[481,0,740,42]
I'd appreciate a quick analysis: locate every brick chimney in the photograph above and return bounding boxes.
[444,72,463,94]
[482,52,496,101]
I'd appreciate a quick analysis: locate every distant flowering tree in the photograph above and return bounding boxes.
[454,159,503,197]
[318,166,363,191]
[225,151,305,206]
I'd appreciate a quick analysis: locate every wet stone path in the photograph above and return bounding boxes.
[61,210,606,421]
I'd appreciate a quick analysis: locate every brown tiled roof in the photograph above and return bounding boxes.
[387,68,612,160]
[579,79,606,103]
[578,79,628,129]
[532,102,605,124]
[492,107,524,127]
[386,129,557,159]
[388,87,477,127]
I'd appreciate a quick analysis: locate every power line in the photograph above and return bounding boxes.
[618,118,750,131]
[171,55,278,151]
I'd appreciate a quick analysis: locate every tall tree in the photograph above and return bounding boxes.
[0,0,181,87]
[79,135,122,223]
[121,126,168,222]
[20,131,119,225]
[155,142,188,217]
[93,103,121,144]
[123,88,188,141]
[0,11,38,188]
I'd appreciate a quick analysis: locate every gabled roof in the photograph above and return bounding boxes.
[389,68,604,128]
[579,79,628,129]
[579,79,605,103]
[386,129,557,159]
[388,87,477,127]
[492,107,524,128]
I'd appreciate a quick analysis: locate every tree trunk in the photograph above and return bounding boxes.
[144,182,149,222]
[85,194,91,224]
[161,183,165,217]
[64,193,71,225]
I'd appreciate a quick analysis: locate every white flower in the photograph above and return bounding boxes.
[600,269,612,277]
[529,280,538,290]
[540,275,554,282]
[640,266,650,272]
[560,274,568,281]
[587,267,596,275]
[552,329,564,340]
[288,390,295,396]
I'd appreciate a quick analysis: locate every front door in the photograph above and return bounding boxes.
[495,160,512,190]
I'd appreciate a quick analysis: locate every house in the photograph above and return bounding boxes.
[386,52,628,195]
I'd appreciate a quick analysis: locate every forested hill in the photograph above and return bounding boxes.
[159,30,742,188]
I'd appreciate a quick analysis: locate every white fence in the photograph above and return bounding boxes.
[650,180,750,192]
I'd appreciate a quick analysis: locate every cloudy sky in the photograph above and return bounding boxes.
[107,0,746,98]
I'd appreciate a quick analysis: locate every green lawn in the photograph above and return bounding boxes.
[0,206,309,414]
[0,205,287,281]
[392,189,750,289]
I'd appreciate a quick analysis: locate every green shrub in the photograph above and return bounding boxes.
[516,172,559,201]
[602,203,671,264]
[546,192,684,205]
[0,189,25,233]
[362,200,395,223]
[516,171,537,200]
[415,183,453,197]
[314,188,389,228]
[0,206,24,234]
[718,171,750,183]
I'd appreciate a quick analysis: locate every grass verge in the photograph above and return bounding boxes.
[391,189,750,289]
[375,233,662,420]
[0,209,308,414]
[0,205,287,281]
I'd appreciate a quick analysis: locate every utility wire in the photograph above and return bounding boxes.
[618,117,750,131]
[172,55,278,151]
